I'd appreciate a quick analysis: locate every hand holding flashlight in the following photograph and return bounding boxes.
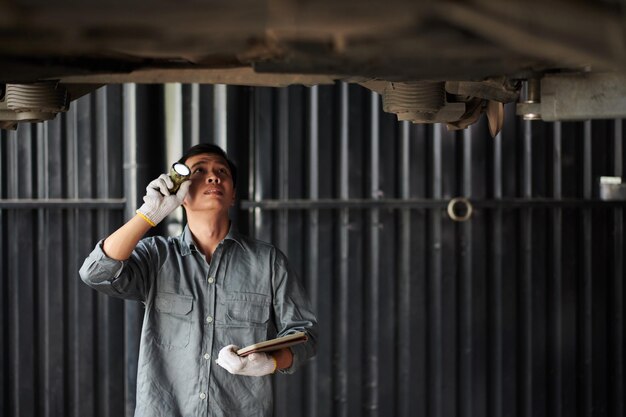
[169,163,191,193]
[135,163,191,227]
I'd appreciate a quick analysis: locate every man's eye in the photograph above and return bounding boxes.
[193,168,205,174]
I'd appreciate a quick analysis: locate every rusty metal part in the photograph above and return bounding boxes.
[486,100,504,137]
[445,77,519,103]
[381,81,467,123]
[0,82,68,124]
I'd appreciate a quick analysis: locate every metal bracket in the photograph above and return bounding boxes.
[516,72,626,121]
[598,177,626,201]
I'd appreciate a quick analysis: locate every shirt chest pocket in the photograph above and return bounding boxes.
[218,292,270,328]
[153,292,194,349]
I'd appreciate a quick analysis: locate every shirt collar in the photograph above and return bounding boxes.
[180,222,244,256]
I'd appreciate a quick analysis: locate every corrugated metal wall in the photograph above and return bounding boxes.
[1,83,625,417]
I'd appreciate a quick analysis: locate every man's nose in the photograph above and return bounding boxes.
[205,172,221,183]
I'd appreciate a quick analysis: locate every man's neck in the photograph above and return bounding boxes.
[187,213,231,261]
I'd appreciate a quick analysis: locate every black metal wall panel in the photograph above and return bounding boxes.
[238,85,626,417]
[1,83,625,417]
[0,85,161,417]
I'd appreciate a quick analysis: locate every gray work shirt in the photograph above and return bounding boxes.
[79,225,318,417]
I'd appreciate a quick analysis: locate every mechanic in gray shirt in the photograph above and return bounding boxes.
[80,143,318,417]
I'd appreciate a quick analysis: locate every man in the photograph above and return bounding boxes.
[80,143,318,417]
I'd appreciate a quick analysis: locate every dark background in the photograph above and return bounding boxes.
[1,83,624,417]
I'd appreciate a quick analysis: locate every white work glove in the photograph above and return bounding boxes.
[136,174,191,226]
[215,345,277,377]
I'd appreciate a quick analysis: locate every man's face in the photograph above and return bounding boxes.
[181,153,236,214]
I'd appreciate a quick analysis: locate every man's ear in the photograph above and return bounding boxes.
[231,189,236,206]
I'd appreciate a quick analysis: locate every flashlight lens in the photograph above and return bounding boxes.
[173,163,190,176]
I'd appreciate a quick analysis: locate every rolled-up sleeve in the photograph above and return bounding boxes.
[271,248,318,374]
[79,238,158,301]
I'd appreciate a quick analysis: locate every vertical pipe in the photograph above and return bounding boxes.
[247,89,256,237]
[63,103,79,417]
[459,128,473,417]
[165,83,183,165]
[9,126,27,416]
[397,121,411,417]
[28,125,37,417]
[335,82,350,417]
[6,128,17,417]
[90,87,111,416]
[190,84,200,146]
[428,124,443,417]
[306,85,320,417]
[550,121,563,417]
[36,122,50,417]
[95,87,111,417]
[42,115,65,417]
[214,84,228,151]
[490,127,503,417]
[252,88,273,242]
[365,90,380,416]
[76,95,97,417]
[580,120,593,417]
[519,119,533,417]
[277,89,289,250]
[122,84,141,417]
[274,88,290,415]
[610,119,624,417]
[0,128,6,417]
[123,84,138,220]
[164,83,184,236]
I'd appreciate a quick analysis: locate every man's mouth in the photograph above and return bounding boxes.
[203,188,224,196]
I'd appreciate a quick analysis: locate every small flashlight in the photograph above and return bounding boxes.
[169,163,191,193]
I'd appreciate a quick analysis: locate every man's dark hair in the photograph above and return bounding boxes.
[178,143,237,187]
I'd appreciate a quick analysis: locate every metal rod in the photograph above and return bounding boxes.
[36,121,52,415]
[7,128,19,416]
[335,81,350,417]
[519,119,533,417]
[65,100,80,417]
[277,88,289,250]
[95,86,111,417]
[459,128,472,417]
[214,84,228,151]
[247,86,256,237]
[190,84,200,147]
[306,85,319,417]
[3,197,626,211]
[365,89,380,416]
[0,199,126,209]
[333,83,351,417]
[580,120,593,417]
[490,117,503,417]
[611,119,624,417]
[428,124,443,417]
[122,83,140,417]
[397,121,411,417]
[164,84,184,235]
[240,198,626,210]
[0,118,6,416]
[275,87,289,414]
[550,121,563,417]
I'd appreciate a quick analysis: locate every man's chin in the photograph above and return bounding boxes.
[187,202,229,213]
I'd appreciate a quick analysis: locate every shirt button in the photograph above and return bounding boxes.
[204,353,211,360]
[199,393,206,400]
[206,316,213,323]
[208,277,215,284]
